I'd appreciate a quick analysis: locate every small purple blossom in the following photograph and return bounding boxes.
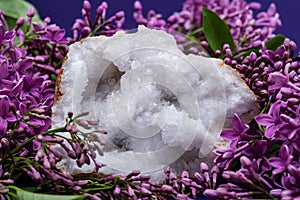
[269,144,294,175]
[220,113,249,148]
[255,101,286,138]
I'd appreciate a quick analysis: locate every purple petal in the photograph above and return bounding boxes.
[268,72,288,89]
[280,145,291,160]
[269,101,284,118]
[29,77,44,88]
[220,129,239,140]
[264,125,277,138]
[292,137,300,152]
[273,167,285,175]
[6,113,16,123]
[0,95,10,116]
[0,25,4,38]
[0,58,8,79]
[244,139,268,156]
[260,157,271,171]
[255,114,274,126]
[0,117,8,137]
[269,157,284,168]
[54,29,65,41]
[11,77,24,95]
[33,140,41,150]
[257,140,268,154]
[0,79,14,89]
[232,114,249,133]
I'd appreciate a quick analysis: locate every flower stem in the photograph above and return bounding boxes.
[187,27,204,37]
[9,126,66,156]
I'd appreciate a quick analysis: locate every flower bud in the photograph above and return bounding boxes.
[0,179,13,185]
[134,1,143,10]
[224,57,232,65]
[248,2,261,9]
[225,48,233,58]
[222,44,230,51]
[115,11,125,19]
[113,185,121,195]
[126,170,141,179]
[140,187,152,195]
[130,173,151,182]
[27,7,35,17]
[83,1,91,11]
[127,185,136,197]
[141,183,151,190]
[176,193,189,200]
[214,50,221,57]
[203,189,218,199]
[1,138,9,148]
[181,170,189,178]
[68,112,73,118]
[252,40,262,48]
[72,186,82,192]
[200,41,209,49]
[28,166,41,181]
[240,156,252,169]
[0,188,9,194]
[43,17,51,24]
[182,177,192,186]
[164,166,170,174]
[194,172,205,184]
[16,17,25,29]
[270,189,282,197]
[200,162,209,173]
[43,156,51,169]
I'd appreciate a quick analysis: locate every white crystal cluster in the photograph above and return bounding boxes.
[52,26,259,180]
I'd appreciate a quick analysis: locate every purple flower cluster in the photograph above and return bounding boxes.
[211,41,300,198]
[0,10,53,147]
[23,112,106,193]
[20,10,70,80]
[76,163,219,200]
[0,4,106,195]
[134,0,281,52]
[72,1,125,40]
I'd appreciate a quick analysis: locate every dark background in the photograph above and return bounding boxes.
[27,0,300,52]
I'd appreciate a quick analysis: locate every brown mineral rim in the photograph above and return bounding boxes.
[54,64,65,103]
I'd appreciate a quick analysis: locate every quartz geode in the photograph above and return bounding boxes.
[53,26,259,180]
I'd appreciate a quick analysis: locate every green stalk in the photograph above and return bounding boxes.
[187,27,204,37]
[9,126,66,156]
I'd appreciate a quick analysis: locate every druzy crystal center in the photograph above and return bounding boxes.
[52,26,259,179]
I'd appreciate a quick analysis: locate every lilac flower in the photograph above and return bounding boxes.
[243,140,271,171]
[255,101,286,138]
[72,1,125,40]
[41,25,69,45]
[220,113,249,148]
[268,71,289,91]
[269,144,294,175]
[0,95,16,137]
[214,141,251,170]
[134,0,281,52]
[278,107,300,152]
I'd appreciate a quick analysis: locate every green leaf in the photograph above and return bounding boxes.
[8,186,86,200]
[202,7,236,53]
[0,0,42,30]
[265,34,285,51]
